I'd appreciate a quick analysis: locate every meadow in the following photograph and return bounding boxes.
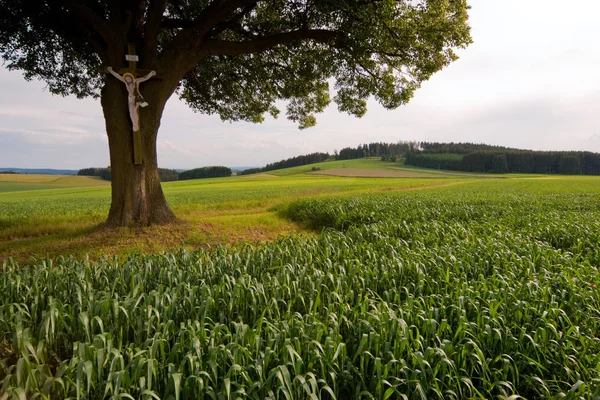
[0,161,462,261]
[1,163,600,398]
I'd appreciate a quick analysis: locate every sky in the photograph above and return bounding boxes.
[1,0,599,170]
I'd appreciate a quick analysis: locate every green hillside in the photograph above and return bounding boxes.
[0,174,109,193]
[264,158,470,177]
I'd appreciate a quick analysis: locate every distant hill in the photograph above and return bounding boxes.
[0,168,78,175]
[238,141,600,176]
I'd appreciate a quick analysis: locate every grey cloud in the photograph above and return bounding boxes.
[0,130,109,168]
[441,96,600,152]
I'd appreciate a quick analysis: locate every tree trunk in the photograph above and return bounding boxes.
[101,77,177,227]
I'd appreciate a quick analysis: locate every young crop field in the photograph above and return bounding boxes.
[0,174,109,193]
[1,176,600,399]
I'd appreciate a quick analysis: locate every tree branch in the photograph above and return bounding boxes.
[160,2,257,33]
[143,0,168,61]
[201,29,344,57]
[158,0,258,82]
[133,0,148,39]
[162,0,257,56]
[107,0,122,24]
[192,0,257,36]
[87,35,110,63]
[160,18,195,30]
[211,2,258,36]
[62,1,115,48]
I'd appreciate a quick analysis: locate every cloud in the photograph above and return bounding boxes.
[156,139,197,157]
[0,125,104,146]
[0,130,108,169]
[443,95,600,152]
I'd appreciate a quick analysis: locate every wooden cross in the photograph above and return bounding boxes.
[104,43,157,165]
[117,43,156,78]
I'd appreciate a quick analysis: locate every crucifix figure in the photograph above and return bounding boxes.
[107,66,155,132]
[103,43,157,165]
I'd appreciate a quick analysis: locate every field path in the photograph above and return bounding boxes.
[308,167,440,178]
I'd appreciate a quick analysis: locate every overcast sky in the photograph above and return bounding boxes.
[1,0,599,170]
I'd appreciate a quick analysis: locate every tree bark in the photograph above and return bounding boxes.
[101,77,177,227]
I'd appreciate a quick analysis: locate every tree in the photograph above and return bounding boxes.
[0,0,472,227]
[179,166,232,180]
[558,154,581,175]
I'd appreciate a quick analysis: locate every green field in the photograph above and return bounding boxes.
[265,158,480,177]
[0,174,109,193]
[1,164,600,398]
[0,166,460,261]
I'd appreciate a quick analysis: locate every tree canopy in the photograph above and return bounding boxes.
[1,0,472,128]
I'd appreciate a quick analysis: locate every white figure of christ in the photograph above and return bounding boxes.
[107,66,156,132]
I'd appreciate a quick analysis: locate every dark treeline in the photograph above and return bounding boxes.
[239,141,600,176]
[337,142,419,160]
[157,169,180,181]
[418,142,515,154]
[265,152,331,172]
[79,167,191,182]
[239,167,263,175]
[240,152,331,175]
[80,143,600,179]
[179,166,232,180]
[78,167,112,181]
[406,150,600,175]
[404,153,464,171]
[240,143,422,175]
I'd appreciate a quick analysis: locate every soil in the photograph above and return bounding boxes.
[308,168,438,178]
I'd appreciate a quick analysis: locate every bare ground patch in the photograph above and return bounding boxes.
[238,173,279,178]
[308,167,440,178]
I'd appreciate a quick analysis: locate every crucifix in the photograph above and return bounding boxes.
[105,43,156,165]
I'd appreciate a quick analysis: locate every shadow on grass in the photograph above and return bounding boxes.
[2,212,311,266]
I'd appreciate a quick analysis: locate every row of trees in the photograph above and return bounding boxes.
[405,150,600,175]
[336,140,508,160]
[240,141,600,177]
[79,166,230,181]
[239,141,514,175]
[403,153,464,171]
[418,142,514,154]
[337,141,419,160]
[240,142,425,175]
[77,167,113,181]
[240,153,331,175]
[240,141,510,175]
[179,167,232,180]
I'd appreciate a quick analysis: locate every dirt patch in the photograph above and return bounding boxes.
[308,168,438,178]
[388,167,498,178]
[239,173,279,178]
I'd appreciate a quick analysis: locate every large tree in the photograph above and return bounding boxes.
[0,0,471,227]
